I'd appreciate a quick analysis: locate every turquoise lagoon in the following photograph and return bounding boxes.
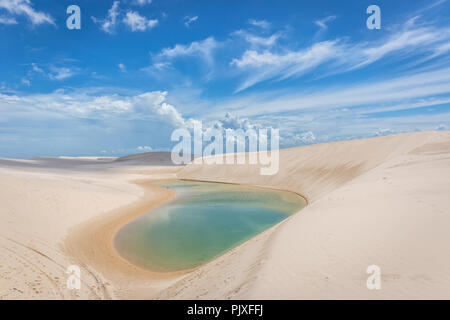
[114,180,306,272]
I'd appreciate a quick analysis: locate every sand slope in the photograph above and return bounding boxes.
[0,160,181,299]
[159,131,450,299]
[1,131,450,299]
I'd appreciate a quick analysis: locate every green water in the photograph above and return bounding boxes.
[114,180,306,272]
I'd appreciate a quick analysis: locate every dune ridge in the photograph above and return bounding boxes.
[158,131,450,299]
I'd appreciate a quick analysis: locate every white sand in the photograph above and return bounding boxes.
[1,131,450,299]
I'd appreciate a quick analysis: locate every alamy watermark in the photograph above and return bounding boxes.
[63,4,381,31]
[66,265,81,290]
[366,265,381,290]
[171,122,280,175]
[66,5,81,30]
[366,5,381,30]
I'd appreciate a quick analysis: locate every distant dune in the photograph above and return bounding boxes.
[1,131,449,299]
[114,151,177,165]
[114,151,197,166]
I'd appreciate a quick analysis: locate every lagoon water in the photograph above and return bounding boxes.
[114,180,306,272]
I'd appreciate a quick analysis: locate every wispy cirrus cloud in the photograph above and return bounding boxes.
[210,66,450,118]
[248,19,271,29]
[0,0,54,26]
[28,63,78,81]
[314,15,337,30]
[158,37,219,65]
[231,17,450,91]
[233,29,282,47]
[0,15,17,24]
[350,18,450,69]
[201,65,450,147]
[48,66,77,81]
[184,15,198,27]
[231,40,340,92]
[92,1,120,34]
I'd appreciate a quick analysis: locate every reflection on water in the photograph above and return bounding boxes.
[114,180,306,272]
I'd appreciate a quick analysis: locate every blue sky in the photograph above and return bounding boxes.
[0,0,450,158]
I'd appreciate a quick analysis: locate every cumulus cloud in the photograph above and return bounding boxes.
[0,90,192,128]
[0,0,54,25]
[123,10,158,31]
[214,112,259,131]
[92,3,157,33]
[293,131,316,144]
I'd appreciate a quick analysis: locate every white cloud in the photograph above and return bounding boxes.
[132,0,152,6]
[28,63,76,81]
[231,40,339,91]
[48,67,76,81]
[234,30,281,47]
[232,41,337,68]
[435,124,448,131]
[0,0,54,25]
[159,37,219,65]
[0,90,191,128]
[0,15,17,24]
[374,128,396,137]
[21,78,30,86]
[280,131,316,146]
[92,1,120,34]
[214,112,259,131]
[92,3,158,33]
[123,10,158,31]
[351,20,450,69]
[136,145,152,152]
[184,15,198,27]
[211,66,450,119]
[314,15,337,30]
[31,62,44,74]
[248,19,270,29]
[118,63,126,72]
[231,18,450,91]
[294,131,316,144]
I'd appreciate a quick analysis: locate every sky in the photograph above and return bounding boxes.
[0,0,450,158]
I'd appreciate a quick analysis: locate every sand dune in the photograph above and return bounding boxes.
[1,131,450,299]
[114,151,197,166]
